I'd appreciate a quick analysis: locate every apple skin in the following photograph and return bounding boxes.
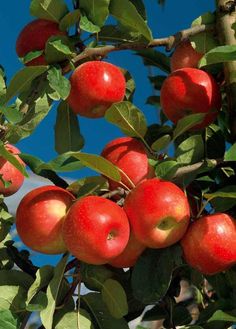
[181,213,236,275]
[101,136,154,190]
[67,61,126,118]
[16,186,75,254]
[0,144,25,197]
[160,68,222,130]
[170,40,203,72]
[124,178,190,248]
[108,232,146,268]
[16,19,66,66]
[62,195,130,265]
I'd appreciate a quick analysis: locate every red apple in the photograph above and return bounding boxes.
[124,178,190,248]
[0,144,25,197]
[62,195,130,265]
[109,232,145,268]
[101,136,154,190]
[160,68,222,129]
[16,185,75,254]
[16,19,66,66]
[181,213,236,275]
[170,40,203,72]
[67,61,126,118]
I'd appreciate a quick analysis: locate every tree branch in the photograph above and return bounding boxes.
[63,24,213,73]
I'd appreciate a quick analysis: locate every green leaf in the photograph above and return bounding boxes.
[173,113,205,140]
[190,32,219,55]
[123,69,136,102]
[155,160,179,180]
[30,0,69,22]
[205,186,236,212]
[176,135,204,164]
[80,263,113,292]
[206,124,225,159]
[80,0,110,27]
[0,269,33,289]
[0,68,6,100]
[98,25,145,43]
[191,12,216,26]
[208,310,236,322]
[45,35,75,64]
[105,101,147,138]
[21,50,44,64]
[54,309,95,329]
[101,279,128,319]
[68,176,108,198]
[82,293,129,329]
[199,45,236,67]
[0,142,28,177]
[3,66,48,105]
[59,9,80,31]
[26,291,48,311]
[109,0,152,41]
[0,310,20,329]
[142,304,168,321]
[72,152,121,182]
[129,0,147,21]
[151,135,171,152]
[47,67,70,100]
[131,246,183,304]
[40,253,69,329]
[80,12,101,33]
[224,142,236,161]
[135,49,170,73]
[55,102,84,154]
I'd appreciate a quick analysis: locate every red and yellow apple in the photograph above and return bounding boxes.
[0,144,25,197]
[16,19,66,66]
[181,213,236,275]
[124,178,190,248]
[67,61,126,118]
[16,185,75,254]
[62,195,130,265]
[170,40,203,72]
[160,68,222,129]
[101,136,154,190]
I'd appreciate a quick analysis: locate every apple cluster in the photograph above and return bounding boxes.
[6,20,235,277]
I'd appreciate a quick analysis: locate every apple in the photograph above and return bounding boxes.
[108,232,145,268]
[181,213,236,275]
[67,61,126,118]
[101,136,154,190]
[16,19,66,66]
[160,68,222,129]
[170,40,203,72]
[0,144,25,197]
[124,178,190,248]
[62,195,130,265]
[16,185,75,254]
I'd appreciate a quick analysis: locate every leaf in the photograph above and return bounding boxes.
[151,135,171,152]
[142,304,168,321]
[3,66,48,105]
[82,293,129,329]
[26,291,48,311]
[21,50,44,64]
[191,12,216,26]
[224,142,236,161]
[173,113,205,140]
[36,152,84,172]
[54,309,94,329]
[206,124,225,159]
[0,310,20,329]
[208,310,236,323]
[30,0,69,22]
[80,13,100,33]
[155,160,179,180]
[105,101,147,138]
[55,102,84,154]
[129,0,147,21]
[176,135,204,164]
[80,0,110,27]
[135,49,170,73]
[68,176,108,198]
[199,45,236,67]
[80,263,113,292]
[131,246,183,304]
[0,67,6,100]
[98,25,145,43]
[59,9,80,31]
[101,279,128,319]
[45,35,75,64]
[72,153,121,182]
[0,142,28,177]
[40,253,69,329]
[109,0,152,41]
[47,67,70,100]
[205,186,236,212]
[0,269,33,289]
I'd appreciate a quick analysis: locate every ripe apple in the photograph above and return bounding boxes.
[62,195,130,265]
[0,144,25,197]
[108,232,145,268]
[16,19,66,66]
[181,213,236,275]
[160,68,222,129]
[16,185,75,254]
[101,136,154,190]
[124,178,190,248]
[170,40,203,72]
[67,61,126,118]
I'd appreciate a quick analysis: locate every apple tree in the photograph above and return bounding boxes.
[0,0,236,328]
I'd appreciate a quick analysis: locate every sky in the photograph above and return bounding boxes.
[0,0,216,266]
